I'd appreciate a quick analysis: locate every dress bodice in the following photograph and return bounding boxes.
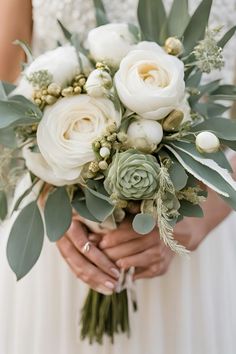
[32,0,236,82]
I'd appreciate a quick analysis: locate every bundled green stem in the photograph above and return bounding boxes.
[80,289,134,344]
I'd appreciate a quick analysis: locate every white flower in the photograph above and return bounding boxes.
[127,118,163,152]
[85,69,112,97]
[37,95,121,182]
[87,23,137,68]
[196,131,220,153]
[176,95,192,123]
[115,41,185,120]
[12,46,92,99]
[23,146,78,186]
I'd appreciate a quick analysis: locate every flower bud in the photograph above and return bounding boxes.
[47,83,61,97]
[85,69,112,97]
[45,95,57,105]
[163,110,184,132]
[99,160,109,170]
[164,37,183,56]
[127,119,163,152]
[99,147,111,158]
[196,131,220,153]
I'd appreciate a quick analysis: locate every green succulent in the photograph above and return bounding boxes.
[104,150,160,200]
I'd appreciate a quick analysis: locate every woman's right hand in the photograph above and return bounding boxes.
[56,218,120,295]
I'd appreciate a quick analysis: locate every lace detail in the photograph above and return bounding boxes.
[32,0,236,82]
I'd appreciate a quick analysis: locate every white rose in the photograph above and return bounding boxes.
[37,95,121,182]
[23,146,78,186]
[127,118,163,152]
[12,46,92,99]
[115,41,185,120]
[87,23,137,68]
[196,132,220,154]
[85,69,112,97]
[176,95,192,123]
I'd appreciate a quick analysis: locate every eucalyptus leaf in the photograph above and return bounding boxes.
[0,82,8,100]
[183,0,213,55]
[0,126,18,148]
[221,140,236,151]
[168,0,190,37]
[138,0,167,44]
[72,197,100,222]
[0,81,16,96]
[0,191,8,221]
[132,213,156,235]
[179,200,204,218]
[207,103,230,117]
[218,26,236,49]
[57,20,72,40]
[44,187,72,242]
[7,201,44,280]
[209,84,236,101]
[192,118,236,140]
[128,23,141,42]
[168,160,188,191]
[186,70,202,87]
[12,180,39,214]
[93,0,109,26]
[85,187,114,222]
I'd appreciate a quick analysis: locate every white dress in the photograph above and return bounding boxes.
[0,1,236,353]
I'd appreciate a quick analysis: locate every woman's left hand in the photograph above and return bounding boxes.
[95,218,174,280]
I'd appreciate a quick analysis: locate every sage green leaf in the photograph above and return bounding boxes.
[0,126,18,148]
[0,191,8,221]
[13,40,33,64]
[57,20,72,40]
[221,140,236,151]
[192,117,236,140]
[166,145,235,197]
[72,198,100,222]
[44,187,72,242]
[138,0,167,44]
[183,0,213,55]
[0,81,16,96]
[128,23,141,42]
[186,70,202,87]
[93,0,109,26]
[0,82,8,100]
[85,187,114,222]
[218,26,236,49]
[179,200,204,218]
[209,85,236,101]
[169,160,188,191]
[7,201,44,280]
[12,180,39,214]
[168,0,190,37]
[207,103,230,117]
[132,213,156,235]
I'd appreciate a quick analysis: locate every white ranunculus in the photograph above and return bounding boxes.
[115,41,185,120]
[176,95,192,123]
[37,95,121,182]
[87,23,137,68]
[12,46,92,99]
[127,118,163,152]
[196,132,220,153]
[85,69,112,97]
[23,145,78,186]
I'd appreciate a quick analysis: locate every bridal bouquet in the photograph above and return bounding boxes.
[0,0,236,344]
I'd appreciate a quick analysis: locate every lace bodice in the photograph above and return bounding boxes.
[32,0,236,82]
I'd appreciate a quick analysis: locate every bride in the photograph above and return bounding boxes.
[0,0,236,353]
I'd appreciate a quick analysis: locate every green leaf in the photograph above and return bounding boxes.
[93,0,109,26]
[138,0,167,44]
[7,201,44,280]
[192,117,236,140]
[0,81,16,96]
[168,0,190,37]
[57,20,73,40]
[179,200,204,218]
[221,140,236,151]
[207,103,230,118]
[132,213,156,235]
[128,23,141,42]
[44,187,72,242]
[13,40,33,64]
[0,82,8,100]
[85,187,114,222]
[12,181,38,214]
[183,0,213,55]
[0,191,8,220]
[218,26,236,49]
[186,70,202,87]
[72,197,100,223]
[0,126,18,148]
[209,85,236,101]
[168,160,188,191]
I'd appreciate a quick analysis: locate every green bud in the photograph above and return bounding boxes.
[163,110,184,132]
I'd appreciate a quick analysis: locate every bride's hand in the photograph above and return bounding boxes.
[56,218,120,295]
[98,219,174,280]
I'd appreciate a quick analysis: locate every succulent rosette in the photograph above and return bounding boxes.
[104,150,160,200]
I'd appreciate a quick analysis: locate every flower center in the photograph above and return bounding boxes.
[138,63,169,88]
[64,117,94,140]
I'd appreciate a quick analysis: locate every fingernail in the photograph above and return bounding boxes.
[111,268,120,279]
[96,287,113,296]
[99,241,107,249]
[116,260,122,268]
[105,281,115,290]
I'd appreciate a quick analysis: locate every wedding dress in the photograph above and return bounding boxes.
[0,1,236,353]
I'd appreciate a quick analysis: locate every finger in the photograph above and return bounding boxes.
[103,233,159,262]
[99,219,144,249]
[67,220,120,280]
[88,233,103,245]
[116,245,165,270]
[57,236,117,295]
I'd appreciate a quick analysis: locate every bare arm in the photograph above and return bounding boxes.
[0,0,32,82]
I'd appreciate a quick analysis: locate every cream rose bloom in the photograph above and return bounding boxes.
[12,46,92,99]
[36,95,121,183]
[115,42,185,120]
[87,23,137,68]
